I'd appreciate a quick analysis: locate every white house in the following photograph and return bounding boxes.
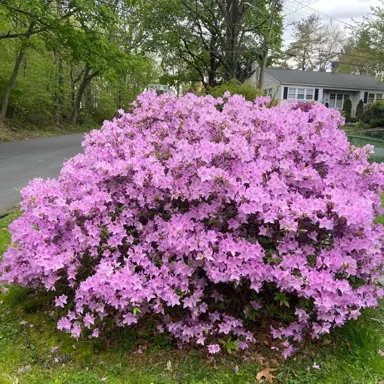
[249,63,384,117]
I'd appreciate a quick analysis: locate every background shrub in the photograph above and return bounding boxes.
[356,99,364,122]
[370,118,384,128]
[362,105,373,124]
[207,79,262,101]
[1,93,384,358]
[370,100,384,120]
[342,98,352,122]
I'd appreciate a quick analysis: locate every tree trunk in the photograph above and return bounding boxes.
[54,0,64,125]
[0,50,24,124]
[54,49,64,125]
[258,0,279,89]
[0,23,34,125]
[84,82,92,115]
[208,35,217,88]
[223,0,242,81]
[71,64,90,126]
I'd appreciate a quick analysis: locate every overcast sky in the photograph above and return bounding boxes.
[283,0,382,43]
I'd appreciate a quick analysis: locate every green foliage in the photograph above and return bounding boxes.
[207,80,262,101]
[337,31,379,76]
[0,209,20,255]
[370,100,384,119]
[0,1,158,128]
[370,118,384,128]
[287,14,345,71]
[342,98,352,121]
[356,99,364,121]
[341,7,384,77]
[149,0,283,88]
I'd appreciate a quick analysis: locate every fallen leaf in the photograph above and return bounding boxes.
[256,368,277,383]
[165,360,172,371]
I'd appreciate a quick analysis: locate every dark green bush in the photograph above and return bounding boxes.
[207,79,262,101]
[370,100,384,119]
[370,118,384,128]
[362,105,373,123]
[356,99,364,121]
[342,98,352,121]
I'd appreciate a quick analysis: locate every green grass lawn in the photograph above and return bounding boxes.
[1,211,384,384]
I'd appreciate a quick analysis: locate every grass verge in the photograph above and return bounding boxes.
[0,122,95,143]
[1,211,384,384]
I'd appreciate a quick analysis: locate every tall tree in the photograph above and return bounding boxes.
[337,32,380,76]
[286,14,345,71]
[337,3,384,79]
[148,0,283,89]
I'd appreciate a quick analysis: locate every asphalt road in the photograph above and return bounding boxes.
[0,133,84,215]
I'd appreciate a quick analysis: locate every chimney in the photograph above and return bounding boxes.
[331,61,339,73]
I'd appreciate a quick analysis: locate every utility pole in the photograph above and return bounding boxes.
[258,0,279,90]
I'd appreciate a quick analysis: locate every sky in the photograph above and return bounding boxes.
[283,0,382,44]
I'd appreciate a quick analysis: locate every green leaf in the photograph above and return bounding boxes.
[133,307,142,315]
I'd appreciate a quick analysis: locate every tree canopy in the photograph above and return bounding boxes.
[286,14,345,71]
[0,0,284,129]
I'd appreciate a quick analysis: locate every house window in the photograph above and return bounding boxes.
[336,94,343,109]
[264,88,273,96]
[287,87,315,101]
[376,94,382,101]
[297,88,305,100]
[329,93,350,110]
[288,87,296,100]
[368,93,375,103]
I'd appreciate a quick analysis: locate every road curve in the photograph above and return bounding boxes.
[0,133,84,215]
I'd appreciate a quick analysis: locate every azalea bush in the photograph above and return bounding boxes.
[1,92,384,358]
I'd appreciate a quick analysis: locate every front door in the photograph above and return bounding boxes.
[329,93,350,110]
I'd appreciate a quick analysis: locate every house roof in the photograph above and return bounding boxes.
[265,68,384,92]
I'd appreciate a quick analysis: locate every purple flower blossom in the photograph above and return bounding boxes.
[83,313,95,328]
[55,295,67,308]
[207,344,220,354]
[92,328,99,338]
[51,346,59,353]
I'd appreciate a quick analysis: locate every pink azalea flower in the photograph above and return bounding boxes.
[207,344,220,354]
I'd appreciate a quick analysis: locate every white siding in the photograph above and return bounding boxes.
[262,73,281,101]
[245,69,281,101]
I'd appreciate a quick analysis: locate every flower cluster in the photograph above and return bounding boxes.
[1,92,384,356]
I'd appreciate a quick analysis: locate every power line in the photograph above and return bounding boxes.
[283,48,379,61]
[283,0,321,18]
[287,0,356,28]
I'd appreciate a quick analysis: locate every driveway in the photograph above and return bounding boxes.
[0,133,84,215]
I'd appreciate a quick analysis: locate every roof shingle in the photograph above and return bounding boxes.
[265,68,384,92]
